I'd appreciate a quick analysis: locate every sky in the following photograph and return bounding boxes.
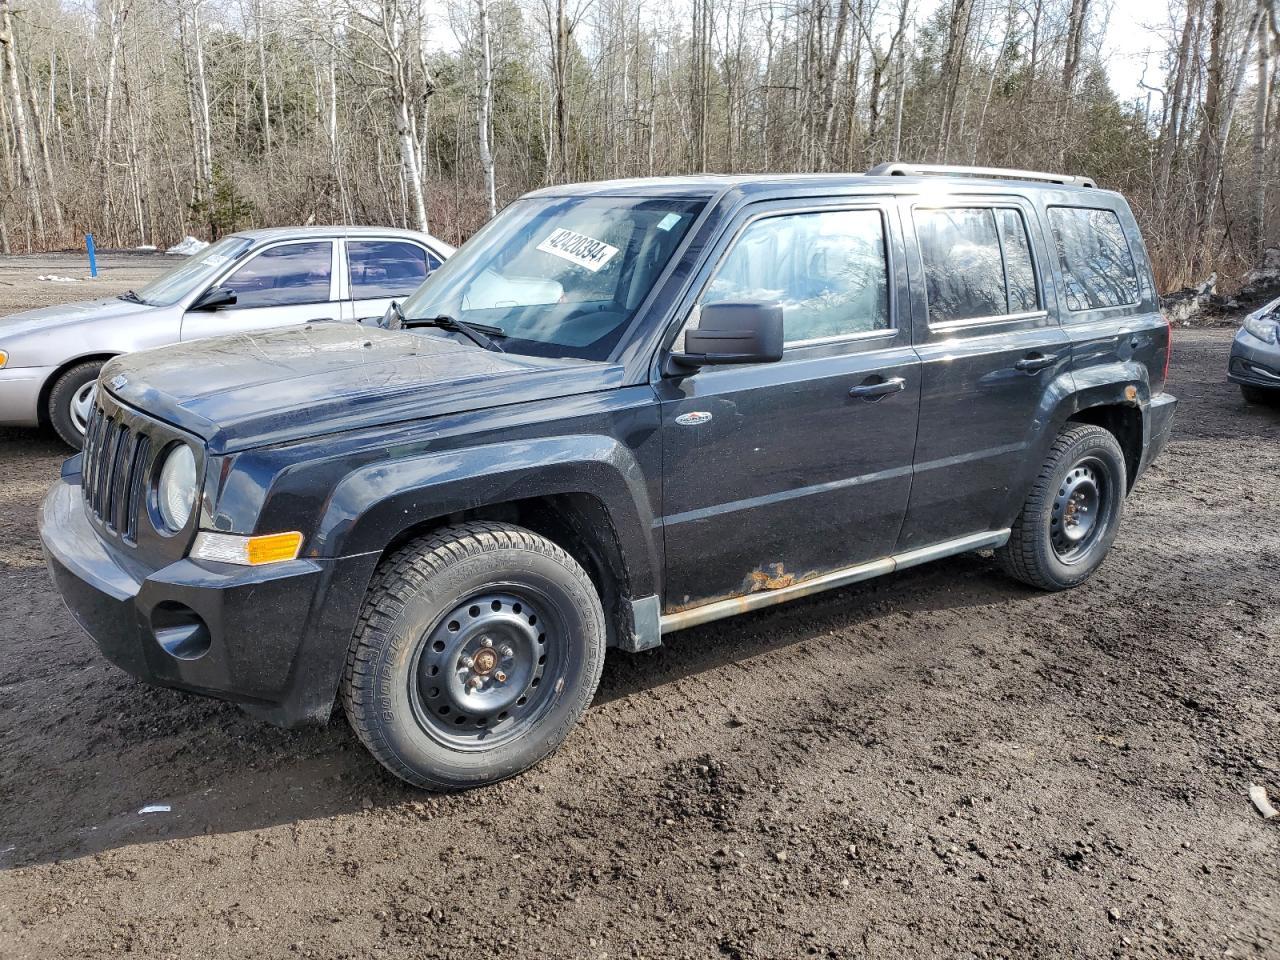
[1100,0,1176,103]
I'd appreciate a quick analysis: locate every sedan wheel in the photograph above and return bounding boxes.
[47,360,106,449]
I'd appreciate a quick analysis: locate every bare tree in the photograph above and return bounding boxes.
[1251,0,1273,260]
[475,0,496,216]
[0,0,44,240]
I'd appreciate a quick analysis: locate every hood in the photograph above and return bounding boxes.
[101,322,625,453]
[0,296,155,339]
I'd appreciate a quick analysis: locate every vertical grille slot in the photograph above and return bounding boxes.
[124,435,151,542]
[93,419,120,519]
[109,429,137,533]
[82,405,104,501]
[79,398,154,544]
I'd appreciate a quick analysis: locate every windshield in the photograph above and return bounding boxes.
[400,196,705,361]
[135,235,255,306]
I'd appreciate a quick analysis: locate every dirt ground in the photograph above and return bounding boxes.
[0,256,1278,959]
[0,251,173,315]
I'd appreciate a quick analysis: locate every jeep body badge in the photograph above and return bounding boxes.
[110,374,128,391]
[675,411,712,426]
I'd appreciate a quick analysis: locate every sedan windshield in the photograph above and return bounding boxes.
[400,196,705,361]
[135,235,255,306]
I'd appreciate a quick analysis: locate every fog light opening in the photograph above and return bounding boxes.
[150,602,212,660]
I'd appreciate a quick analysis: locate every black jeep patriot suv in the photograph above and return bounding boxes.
[40,164,1177,789]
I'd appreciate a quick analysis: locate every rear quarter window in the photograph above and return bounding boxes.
[1047,206,1140,311]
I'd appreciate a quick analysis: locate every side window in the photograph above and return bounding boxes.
[221,242,333,309]
[914,206,1042,324]
[348,240,432,300]
[997,209,1038,313]
[698,208,891,345]
[1047,206,1140,311]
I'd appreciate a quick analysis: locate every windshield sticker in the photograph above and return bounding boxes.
[536,228,619,273]
[656,213,682,232]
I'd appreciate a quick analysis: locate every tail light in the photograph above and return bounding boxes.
[1159,311,1172,392]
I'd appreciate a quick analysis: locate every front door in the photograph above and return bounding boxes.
[895,197,1073,549]
[181,239,339,341]
[656,201,920,612]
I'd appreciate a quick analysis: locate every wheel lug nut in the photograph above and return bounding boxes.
[480,637,493,648]
[461,656,474,669]
[467,676,482,690]
[494,671,507,683]
[500,646,514,658]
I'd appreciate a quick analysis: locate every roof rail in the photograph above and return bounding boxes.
[866,162,1096,189]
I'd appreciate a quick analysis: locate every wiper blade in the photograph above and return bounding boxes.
[117,289,145,304]
[404,314,506,352]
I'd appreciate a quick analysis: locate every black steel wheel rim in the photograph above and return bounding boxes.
[1049,455,1112,564]
[408,587,561,750]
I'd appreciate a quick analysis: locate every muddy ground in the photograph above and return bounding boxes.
[0,256,1278,959]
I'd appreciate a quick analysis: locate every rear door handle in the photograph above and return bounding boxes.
[1014,353,1059,373]
[849,376,906,399]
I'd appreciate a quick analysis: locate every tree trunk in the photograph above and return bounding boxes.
[0,0,45,241]
[255,0,271,161]
[1197,0,1262,255]
[395,91,428,232]
[817,0,852,169]
[475,0,497,217]
[936,0,973,161]
[1158,0,1202,195]
[1251,0,1270,260]
[1062,0,1091,95]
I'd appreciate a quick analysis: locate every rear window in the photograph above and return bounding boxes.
[1047,206,1140,311]
[348,240,435,300]
[913,206,1042,325]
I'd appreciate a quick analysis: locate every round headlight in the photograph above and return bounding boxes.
[156,444,197,531]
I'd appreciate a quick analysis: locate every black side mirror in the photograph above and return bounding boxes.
[381,300,405,330]
[191,286,237,311]
[670,301,784,370]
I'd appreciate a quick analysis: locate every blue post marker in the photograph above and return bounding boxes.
[85,234,98,278]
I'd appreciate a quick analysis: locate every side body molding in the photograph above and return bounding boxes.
[311,433,663,599]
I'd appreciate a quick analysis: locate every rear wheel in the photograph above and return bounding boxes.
[1241,384,1279,405]
[47,360,104,449]
[997,424,1127,591]
[341,521,606,790]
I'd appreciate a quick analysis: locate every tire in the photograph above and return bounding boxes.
[996,424,1127,591]
[341,521,606,791]
[1241,384,1279,405]
[47,360,105,449]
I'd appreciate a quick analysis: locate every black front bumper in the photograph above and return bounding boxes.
[39,474,379,727]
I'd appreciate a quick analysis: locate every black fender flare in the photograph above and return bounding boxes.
[311,433,661,598]
[1000,361,1150,523]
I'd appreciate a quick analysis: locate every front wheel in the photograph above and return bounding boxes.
[47,360,104,449]
[997,424,1127,591]
[341,521,606,790]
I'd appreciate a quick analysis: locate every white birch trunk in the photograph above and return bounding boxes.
[476,0,497,217]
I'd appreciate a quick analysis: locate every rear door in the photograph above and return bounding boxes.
[342,238,443,324]
[896,196,1072,549]
[181,239,339,341]
[656,198,921,611]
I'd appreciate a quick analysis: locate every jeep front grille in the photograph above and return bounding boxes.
[81,403,151,542]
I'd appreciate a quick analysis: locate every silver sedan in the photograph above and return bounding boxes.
[0,226,454,446]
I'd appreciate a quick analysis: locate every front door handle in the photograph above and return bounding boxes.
[1014,353,1059,373]
[849,376,906,399]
